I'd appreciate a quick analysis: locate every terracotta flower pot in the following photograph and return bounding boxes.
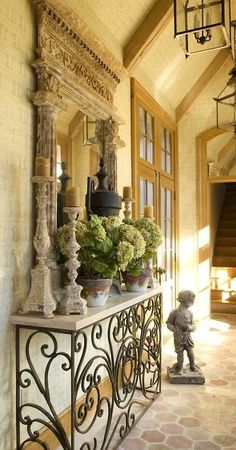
[122,269,151,292]
[78,278,112,307]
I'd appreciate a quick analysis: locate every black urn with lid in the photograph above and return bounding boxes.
[86,158,122,218]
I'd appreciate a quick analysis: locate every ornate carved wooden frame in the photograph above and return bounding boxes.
[31,0,122,118]
[31,0,123,256]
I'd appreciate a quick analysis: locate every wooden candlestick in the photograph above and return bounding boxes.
[59,207,87,315]
[20,176,56,319]
[122,186,133,219]
[123,199,134,220]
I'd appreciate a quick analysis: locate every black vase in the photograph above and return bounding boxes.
[86,158,122,218]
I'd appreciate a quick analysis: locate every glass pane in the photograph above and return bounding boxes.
[140,136,146,159]
[161,215,165,231]
[147,181,154,206]
[139,107,145,134]
[166,220,172,246]
[147,113,153,140]
[166,190,172,219]
[160,127,165,149]
[147,141,154,164]
[166,153,171,173]
[161,187,165,218]
[140,179,147,215]
[166,250,171,279]
[160,127,173,174]
[161,149,166,171]
[166,131,171,153]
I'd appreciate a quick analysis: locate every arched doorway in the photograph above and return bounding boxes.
[197,127,236,314]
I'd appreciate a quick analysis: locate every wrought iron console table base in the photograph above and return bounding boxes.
[11,288,162,450]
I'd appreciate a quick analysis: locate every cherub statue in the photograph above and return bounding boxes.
[166,290,197,375]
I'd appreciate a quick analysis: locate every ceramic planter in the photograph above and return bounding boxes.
[78,278,112,307]
[122,269,151,292]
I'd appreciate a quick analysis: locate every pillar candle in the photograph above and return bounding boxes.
[144,205,153,218]
[123,186,132,199]
[65,187,80,207]
[35,156,50,177]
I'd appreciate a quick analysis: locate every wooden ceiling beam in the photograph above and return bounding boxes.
[176,48,231,122]
[123,0,173,71]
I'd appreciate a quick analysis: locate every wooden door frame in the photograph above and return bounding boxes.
[131,78,176,220]
[196,127,229,269]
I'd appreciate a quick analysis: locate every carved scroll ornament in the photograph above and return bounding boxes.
[31,0,123,118]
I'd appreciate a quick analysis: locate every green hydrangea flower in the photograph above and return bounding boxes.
[120,224,146,259]
[117,241,134,271]
[135,218,162,253]
[57,214,162,279]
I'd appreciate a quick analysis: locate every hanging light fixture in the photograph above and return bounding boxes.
[214,20,236,133]
[174,0,231,56]
[83,115,96,145]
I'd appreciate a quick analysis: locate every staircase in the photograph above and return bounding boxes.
[211,183,236,313]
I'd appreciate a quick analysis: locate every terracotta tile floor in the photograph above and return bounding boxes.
[118,313,236,450]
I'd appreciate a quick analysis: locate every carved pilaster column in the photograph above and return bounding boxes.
[36,105,57,240]
[95,118,125,192]
[31,63,66,266]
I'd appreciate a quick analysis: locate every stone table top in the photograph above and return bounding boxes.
[10,287,161,331]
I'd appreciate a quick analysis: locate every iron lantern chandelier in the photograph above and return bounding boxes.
[174,0,231,56]
[83,115,96,145]
[214,20,236,133]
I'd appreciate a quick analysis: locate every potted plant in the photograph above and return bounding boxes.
[121,218,162,292]
[58,215,162,301]
[57,215,137,305]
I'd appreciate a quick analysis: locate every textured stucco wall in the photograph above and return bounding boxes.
[177,56,232,320]
[0,0,35,447]
[0,1,132,447]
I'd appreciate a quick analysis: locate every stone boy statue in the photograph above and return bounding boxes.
[166,290,196,375]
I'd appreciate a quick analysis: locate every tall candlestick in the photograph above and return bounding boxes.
[35,156,50,177]
[59,207,87,315]
[20,176,56,318]
[144,205,153,218]
[65,187,80,207]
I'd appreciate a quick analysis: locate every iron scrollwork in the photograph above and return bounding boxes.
[16,293,162,449]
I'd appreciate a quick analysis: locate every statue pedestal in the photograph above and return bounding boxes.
[167,365,205,385]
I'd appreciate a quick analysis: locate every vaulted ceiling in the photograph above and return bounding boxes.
[76,0,235,120]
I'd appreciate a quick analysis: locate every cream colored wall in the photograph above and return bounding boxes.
[177,57,232,320]
[132,65,175,119]
[0,0,35,447]
[0,1,132,447]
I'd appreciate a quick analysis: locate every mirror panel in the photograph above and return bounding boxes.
[31,0,123,261]
[57,106,99,218]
